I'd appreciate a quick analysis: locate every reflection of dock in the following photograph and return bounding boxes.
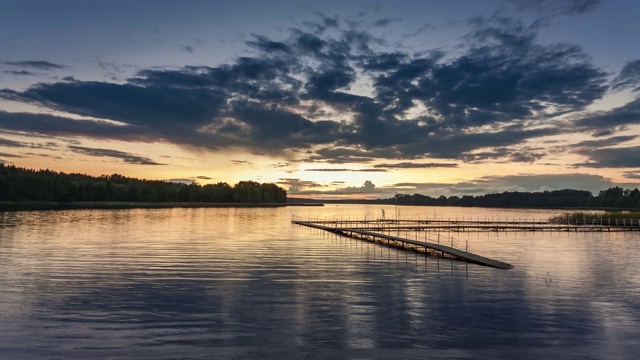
[292,219,514,270]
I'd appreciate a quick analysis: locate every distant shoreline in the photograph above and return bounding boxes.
[2,201,634,213]
[0,201,324,211]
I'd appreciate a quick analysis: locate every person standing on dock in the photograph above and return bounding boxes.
[381,208,385,220]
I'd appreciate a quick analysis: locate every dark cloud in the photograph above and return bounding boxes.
[304,168,387,172]
[575,98,640,128]
[194,175,213,180]
[373,18,398,27]
[0,14,618,165]
[0,136,59,151]
[612,59,640,92]
[0,136,26,148]
[506,0,600,15]
[409,16,608,129]
[461,146,547,163]
[228,102,339,148]
[374,162,458,169]
[303,147,376,164]
[1,60,67,70]
[623,171,640,180]
[304,168,351,172]
[166,178,197,184]
[68,145,164,165]
[0,151,22,158]
[1,81,226,128]
[21,152,63,160]
[591,129,614,137]
[271,162,291,169]
[390,126,561,160]
[4,70,35,76]
[323,16,339,28]
[573,135,636,149]
[574,146,640,168]
[246,35,291,54]
[180,45,195,54]
[559,136,640,169]
[278,178,324,193]
[0,110,150,141]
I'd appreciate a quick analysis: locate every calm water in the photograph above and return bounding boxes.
[1,205,639,359]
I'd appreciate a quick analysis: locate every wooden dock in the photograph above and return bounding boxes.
[292,220,513,270]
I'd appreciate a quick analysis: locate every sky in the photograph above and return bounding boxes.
[1,0,639,199]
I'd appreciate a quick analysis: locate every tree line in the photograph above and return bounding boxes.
[0,164,287,203]
[289,187,640,209]
[378,188,640,209]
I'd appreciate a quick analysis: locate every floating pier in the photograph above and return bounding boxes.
[293,216,640,270]
[292,219,514,270]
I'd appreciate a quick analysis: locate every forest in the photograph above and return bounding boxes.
[289,187,640,210]
[0,164,287,204]
[381,187,640,209]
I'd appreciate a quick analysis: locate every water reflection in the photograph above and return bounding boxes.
[0,205,639,359]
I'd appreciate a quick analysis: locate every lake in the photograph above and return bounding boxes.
[1,205,639,359]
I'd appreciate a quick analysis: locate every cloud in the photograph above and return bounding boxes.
[373,18,399,27]
[506,0,600,16]
[623,171,640,180]
[304,168,387,172]
[612,59,640,92]
[574,146,640,168]
[286,179,381,197]
[0,136,59,151]
[246,35,292,54]
[180,45,195,54]
[1,60,67,70]
[303,147,377,164]
[278,178,324,192]
[0,151,22,158]
[555,135,640,169]
[271,162,291,169]
[575,98,640,129]
[0,110,151,141]
[374,162,458,169]
[166,178,197,184]
[0,136,26,148]
[461,147,547,163]
[0,13,618,165]
[1,81,226,128]
[69,145,164,165]
[4,70,35,76]
[572,135,637,149]
[194,175,213,180]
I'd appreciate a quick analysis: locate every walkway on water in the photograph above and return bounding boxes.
[292,220,513,270]
[298,219,640,232]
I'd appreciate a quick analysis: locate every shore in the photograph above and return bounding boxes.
[0,201,324,211]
